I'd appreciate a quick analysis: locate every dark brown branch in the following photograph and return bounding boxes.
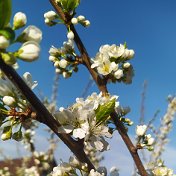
[49,1,148,175]
[0,56,95,171]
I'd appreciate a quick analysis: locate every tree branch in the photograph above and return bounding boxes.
[49,1,148,175]
[0,56,95,171]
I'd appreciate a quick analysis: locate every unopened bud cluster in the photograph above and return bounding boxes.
[49,30,79,78]
[0,12,42,67]
[71,15,90,27]
[91,44,135,84]
[136,125,155,151]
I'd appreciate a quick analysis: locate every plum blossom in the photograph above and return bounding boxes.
[13,12,27,29]
[51,163,74,176]
[136,125,147,136]
[21,25,42,43]
[54,92,118,151]
[91,43,134,81]
[2,96,15,106]
[0,35,10,49]
[18,41,40,61]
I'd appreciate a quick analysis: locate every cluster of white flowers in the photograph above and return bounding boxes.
[44,10,58,26]
[33,151,50,170]
[136,125,155,150]
[91,44,134,83]
[50,156,119,176]
[152,166,175,176]
[147,161,175,176]
[24,166,39,176]
[71,15,90,27]
[48,31,78,78]
[51,162,76,176]
[54,92,118,151]
[151,96,176,162]
[0,167,11,176]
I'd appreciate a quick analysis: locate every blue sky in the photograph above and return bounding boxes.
[1,0,176,175]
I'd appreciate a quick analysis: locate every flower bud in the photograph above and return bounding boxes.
[0,35,10,49]
[13,12,27,30]
[147,137,155,146]
[123,62,130,69]
[3,96,16,106]
[55,68,61,73]
[84,20,90,27]
[136,125,147,136]
[18,41,40,62]
[49,46,59,56]
[59,59,68,68]
[21,25,42,43]
[71,18,78,25]
[1,129,12,141]
[49,56,56,62]
[44,11,57,21]
[77,15,85,21]
[114,69,123,79]
[67,31,74,40]
[54,61,60,67]
[63,71,71,78]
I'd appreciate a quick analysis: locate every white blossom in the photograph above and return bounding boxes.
[51,163,73,176]
[114,69,123,79]
[0,36,10,49]
[18,41,40,61]
[89,169,104,176]
[22,25,42,43]
[123,62,131,68]
[71,18,78,24]
[152,166,174,176]
[67,31,74,40]
[2,96,15,106]
[77,15,85,21]
[54,92,118,151]
[136,125,147,136]
[49,46,60,56]
[24,166,39,176]
[59,59,68,68]
[13,12,27,29]
[44,11,57,21]
[84,20,90,27]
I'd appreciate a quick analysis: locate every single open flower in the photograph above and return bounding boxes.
[18,41,40,62]
[136,125,147,136]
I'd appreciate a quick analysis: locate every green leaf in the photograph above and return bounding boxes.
[61,0,80,12]
[0,0,12,29]
[1,125,12,141]
[95,98,116,126]
[12,130,23,141]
